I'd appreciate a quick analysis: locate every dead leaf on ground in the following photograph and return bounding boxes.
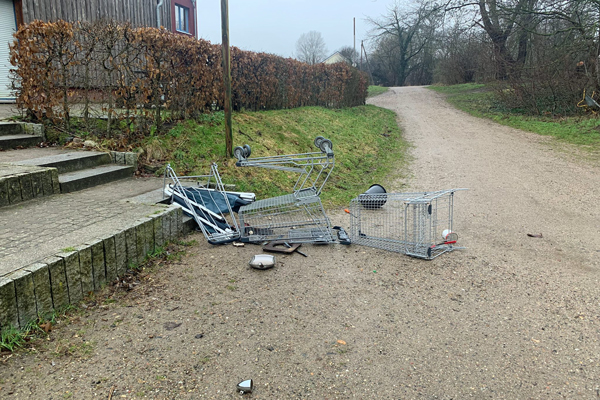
[40,322,52,333]
[337,340,346,345]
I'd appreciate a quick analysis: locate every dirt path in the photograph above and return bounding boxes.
[2,87,600,399]
[374,86,600,271]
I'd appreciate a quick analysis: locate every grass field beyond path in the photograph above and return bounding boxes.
[429,84,600,149]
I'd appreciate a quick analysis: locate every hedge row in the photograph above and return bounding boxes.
[9,20,368,134]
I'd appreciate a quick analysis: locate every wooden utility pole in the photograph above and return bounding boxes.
[353,18,356,66]
[221,0,233,157]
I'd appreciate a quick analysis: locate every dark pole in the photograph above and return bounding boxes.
[221,0,233,157]
[362,41,374,85]
[360,40,363,71]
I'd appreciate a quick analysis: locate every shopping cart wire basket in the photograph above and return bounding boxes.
[233,136,336,243]
[348,189,466,259]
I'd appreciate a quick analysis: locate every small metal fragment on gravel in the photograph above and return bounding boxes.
[249,254,275,270]
[527,233,543,238]
[237,379,254,394]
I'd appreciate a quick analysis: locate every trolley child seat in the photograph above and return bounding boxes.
[163,164,254,245]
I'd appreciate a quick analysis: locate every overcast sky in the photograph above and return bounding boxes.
[196,0,396,59]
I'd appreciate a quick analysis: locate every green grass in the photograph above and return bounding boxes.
[0,303,81,352]
[0,324,28,352]
[428,84,600,147]
[145,106,407,206]
[368,86,389,98]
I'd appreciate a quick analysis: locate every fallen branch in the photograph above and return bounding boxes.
[238,129,254,142]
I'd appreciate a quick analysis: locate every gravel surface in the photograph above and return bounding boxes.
[2,86,600,399]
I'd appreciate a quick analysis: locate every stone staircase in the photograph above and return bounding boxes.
[0,145,188,330]
[0,122,45,150]
[15,151,135,193]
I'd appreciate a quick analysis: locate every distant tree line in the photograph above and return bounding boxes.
[366,0,600,114]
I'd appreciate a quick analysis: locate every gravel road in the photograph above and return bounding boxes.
[2,86,600,399]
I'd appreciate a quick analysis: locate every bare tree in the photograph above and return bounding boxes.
[368,1,443,86]
[338,46,359,65]
[295,31,328,65]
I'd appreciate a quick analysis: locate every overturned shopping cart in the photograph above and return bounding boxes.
[347,189,466,259]
[233,136,336,244]
[163,164,254,245]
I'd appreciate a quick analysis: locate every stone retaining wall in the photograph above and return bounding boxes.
[0,205,183,329]
[20,122,45,138]
[110,151,139,170]
[0,164,60,207]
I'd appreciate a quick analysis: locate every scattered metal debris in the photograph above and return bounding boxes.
[527,233,543,238]
[237,379,254,394]
[333,226,351,245]
[263,240,301,254]
[283,242,308,257]
[248,254,276,270]
[161,142,467,261]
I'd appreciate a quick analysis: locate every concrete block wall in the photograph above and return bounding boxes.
[110,151,139,171]
[20,122,45,139]
[0,206,183,330]
[0,165,60,207]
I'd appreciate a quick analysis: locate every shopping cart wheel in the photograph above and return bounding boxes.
[234,146,245,160]
[243,144,252,158]
[314,136,325,148]
[319,138,333,153]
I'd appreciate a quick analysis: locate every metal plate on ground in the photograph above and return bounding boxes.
[263,240,302,254]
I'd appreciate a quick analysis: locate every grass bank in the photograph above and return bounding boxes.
[368,86,389,98]
[142,105,407,206]
[428,84,600,148]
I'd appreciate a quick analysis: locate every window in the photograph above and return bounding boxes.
[175,4,190,33]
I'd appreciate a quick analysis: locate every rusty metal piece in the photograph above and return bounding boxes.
[263,240,301,254]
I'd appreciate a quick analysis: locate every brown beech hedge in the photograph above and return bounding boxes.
[9,20,368,133]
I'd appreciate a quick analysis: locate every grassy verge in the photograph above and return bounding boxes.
[142,105,407,206]
[368,86,389,98]
[428,83,600,147]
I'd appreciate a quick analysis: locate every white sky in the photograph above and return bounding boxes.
[196,0,396,58]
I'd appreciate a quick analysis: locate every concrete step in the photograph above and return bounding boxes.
[15,151,112,174]
[0,134,44,150]
[59,164,134,193]
[0,122,23,136]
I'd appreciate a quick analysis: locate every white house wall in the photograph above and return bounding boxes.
[0,0,16,101]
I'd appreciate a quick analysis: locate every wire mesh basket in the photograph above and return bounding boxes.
[237,188,334,243]
[234,137,335,244]
[163,164,253,245]
[348,189,465,259]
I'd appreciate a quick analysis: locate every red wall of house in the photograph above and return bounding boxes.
[170,0,196,38]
